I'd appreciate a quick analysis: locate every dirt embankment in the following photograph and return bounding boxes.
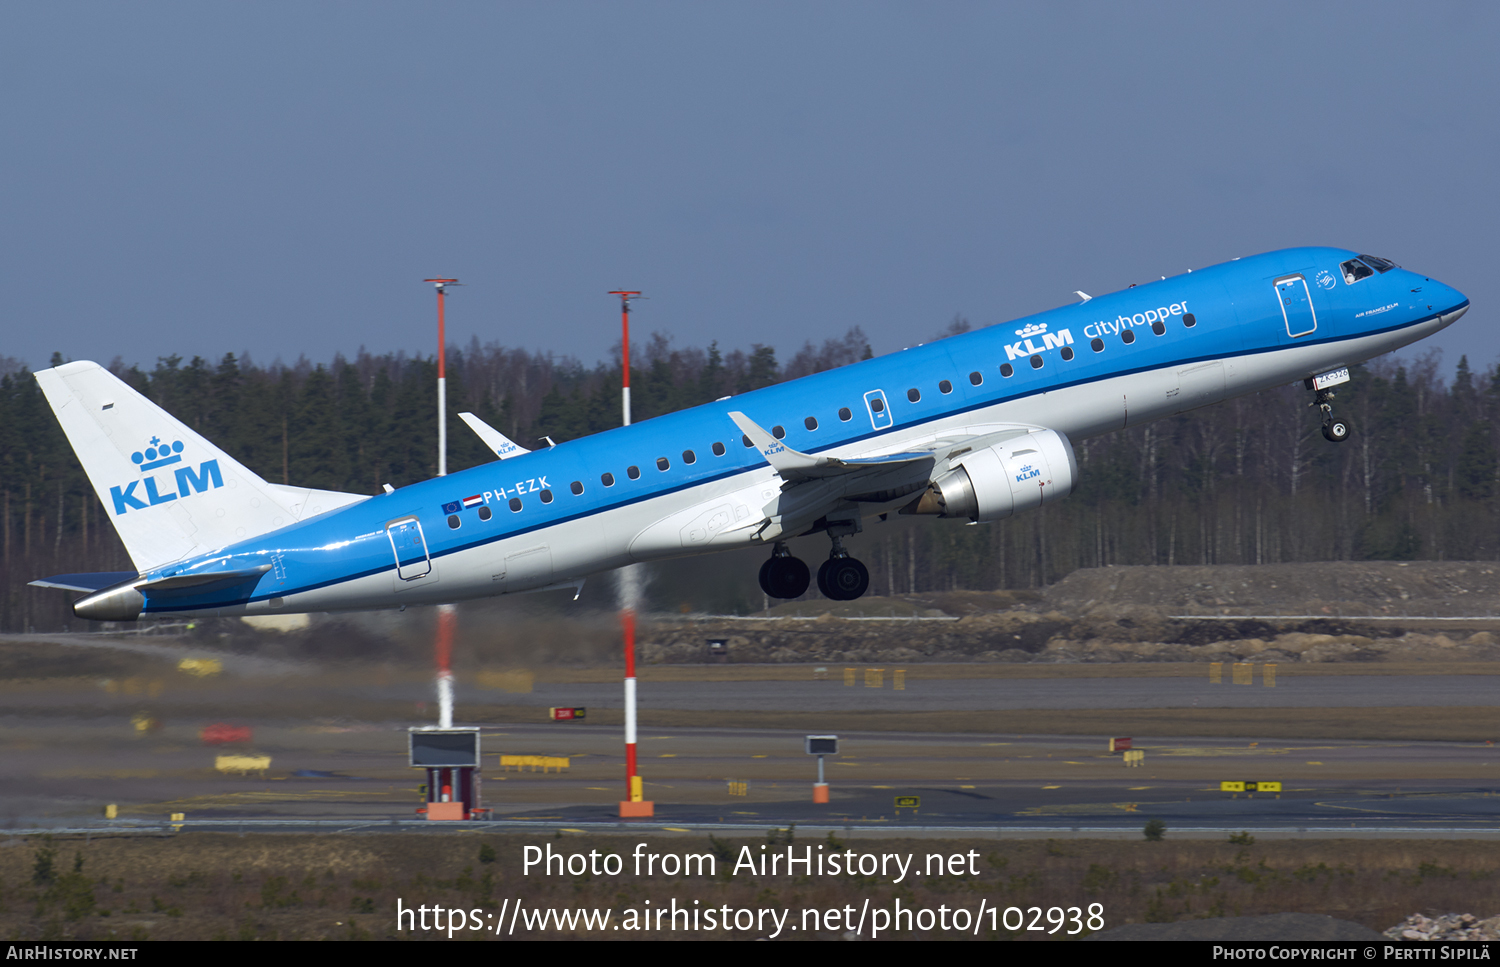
[636,563,1500,666]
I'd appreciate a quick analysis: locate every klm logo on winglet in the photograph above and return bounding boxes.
[110,435,224,515]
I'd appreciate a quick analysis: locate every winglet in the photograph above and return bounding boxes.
[459,412,530,460]
[728,411,937,482]
[727,412,822,479]
[1074,290,1092,303]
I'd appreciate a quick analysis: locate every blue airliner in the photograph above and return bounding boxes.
[32,247,1468,620]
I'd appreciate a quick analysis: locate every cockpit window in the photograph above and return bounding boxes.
[1340,259,1374,284]
[1358,254,1397,273]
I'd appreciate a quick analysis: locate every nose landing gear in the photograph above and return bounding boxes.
[758,542,810,599]
[1312,387,1351,443]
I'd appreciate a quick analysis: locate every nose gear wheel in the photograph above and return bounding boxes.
[1311,388,1352,444]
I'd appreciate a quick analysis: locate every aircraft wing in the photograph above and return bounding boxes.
[727,412,932,482]
[459,412,530,460]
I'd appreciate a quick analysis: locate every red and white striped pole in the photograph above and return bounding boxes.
[610,291,652,817]
[426,278,460,729]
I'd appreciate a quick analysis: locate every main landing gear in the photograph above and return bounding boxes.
[1311,387,1351,443]
[759,542,809,599]
[817,535,869,601]
[757,537,872,601]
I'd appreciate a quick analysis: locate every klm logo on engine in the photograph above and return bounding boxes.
[1014,463,1041,483]
[110,435,224,515]
[1004,322,1074,362]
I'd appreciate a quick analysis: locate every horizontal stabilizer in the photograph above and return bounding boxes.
[29,571,138,593]
[459,412,530,460]
[727,411,931,482]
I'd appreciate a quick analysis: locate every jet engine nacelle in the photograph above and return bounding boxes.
[906,428,1078,522]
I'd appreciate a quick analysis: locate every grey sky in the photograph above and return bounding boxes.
[3,2,1494,376]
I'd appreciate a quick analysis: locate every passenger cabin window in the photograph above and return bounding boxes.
[1183,313,1196,328]
[1030,354,1043,369]
[742,435,754,447]
[682,449,697,464]
[478,506,493,521]
[804,416,818,431]
[712,442,726,456]
[1341,259,1374,284]
[570,480,584,495]
[448,514,461,529]
[1091,337,1105,352]
[938,379,953,394]
[772,425,786,439]
[509,497,522,512]
[838,407,852,421]
[627,465,641,480]
[869,398,885,413]
[539,490,553,504]
[907,388,921,402]
[1061,346,1075,361]
[968,372,982,386]
[1000,363,1014,378]
[1151,321,1165,336]
[1121,330,1136,344]
[601,472,615,487]
[656,457,670,471]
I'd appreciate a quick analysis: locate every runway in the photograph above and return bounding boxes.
[490,674,1500,710]
[2,635,1497,835]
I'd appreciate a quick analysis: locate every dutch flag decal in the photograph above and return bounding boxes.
[463,495,483,508]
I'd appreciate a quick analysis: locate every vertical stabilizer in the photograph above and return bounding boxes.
[35,361,367,572]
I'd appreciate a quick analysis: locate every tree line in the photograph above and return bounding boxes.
[1,328,1495,629]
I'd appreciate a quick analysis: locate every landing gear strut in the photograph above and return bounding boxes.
[1312,387,1351,443]
[758,542,809,599]
[816,535,870,602]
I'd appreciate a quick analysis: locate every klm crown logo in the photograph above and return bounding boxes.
[1014,322,1048,339]
[132,436,184,471]
[112,435,223,515]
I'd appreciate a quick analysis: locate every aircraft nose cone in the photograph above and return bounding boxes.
[1429,279,1469,325]
[1442,282,1469,312]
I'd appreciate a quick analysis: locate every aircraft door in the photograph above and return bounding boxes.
[863,390,893,430]
[1275,275,1318,338]
[386,517,432,581]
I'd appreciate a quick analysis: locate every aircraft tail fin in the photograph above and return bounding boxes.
[35,361,368,572]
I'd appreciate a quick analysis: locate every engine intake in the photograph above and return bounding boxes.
[905,429,1077,522]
